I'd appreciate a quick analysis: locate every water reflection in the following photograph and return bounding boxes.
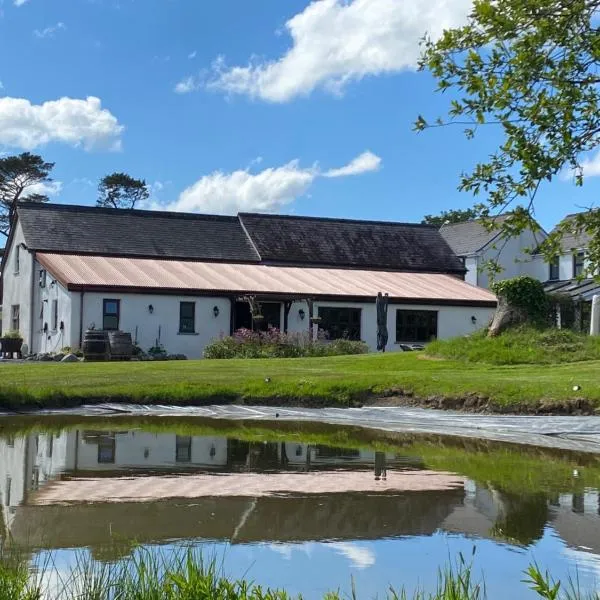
[1,427,600,596]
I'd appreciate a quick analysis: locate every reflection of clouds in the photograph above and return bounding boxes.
[268,544,293,560]
[562,546,600,584]
[329,542,376,570]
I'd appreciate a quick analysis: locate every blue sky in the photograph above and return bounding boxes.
[0,0,598,231]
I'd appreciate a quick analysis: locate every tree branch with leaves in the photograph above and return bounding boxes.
[416,0,600,272]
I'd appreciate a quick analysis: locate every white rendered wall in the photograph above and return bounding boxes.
[81,293,232,358]
[464,257,478,286]
[286,300,495,352]
[1,222,34,347]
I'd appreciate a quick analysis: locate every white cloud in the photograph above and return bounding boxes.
[24,180,63,197]
[14,0,28,6]
[0,96,124,151]
[188,50,197,60]
[199,0,471,102]
[329,543,376,570]
[578,151,600,178]
[34,22,65,39]
[324,150,381,178]
[174,76,200,94]
[165,150,381,214]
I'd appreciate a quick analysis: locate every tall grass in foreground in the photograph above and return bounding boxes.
[0,547,598,600]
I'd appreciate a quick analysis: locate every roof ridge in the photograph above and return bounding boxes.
[17,202,240,223]
[239,212,437,229]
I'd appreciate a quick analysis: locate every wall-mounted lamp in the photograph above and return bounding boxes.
[298,309,306,321]
[50,280,56,288]
[471,316,477,325]
[213,306,220,318]
[148,304,154,314]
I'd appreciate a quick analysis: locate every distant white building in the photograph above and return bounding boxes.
[440,215,546,289]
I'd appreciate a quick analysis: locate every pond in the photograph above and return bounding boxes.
[1,415,600,598]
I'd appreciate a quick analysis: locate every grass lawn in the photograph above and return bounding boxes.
[0,351,599,412]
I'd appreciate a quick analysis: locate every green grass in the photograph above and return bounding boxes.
[0,547,597,599]
[1,349,600,412]
[426,328,600,365]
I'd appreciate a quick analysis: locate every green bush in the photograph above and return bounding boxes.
[2,330,22,339]
[491,276,551,326]
[425,326,600,365]
[204,328,369,359]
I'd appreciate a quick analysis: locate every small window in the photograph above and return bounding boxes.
[97,435,116,464]
[318,307,361,340]
[51,300,58,331]
[14,245,20,274]
[39,270,47,288]
[176,436,192,462]
[179,302,196,334]
[47,434,53,458]
[102,299,120,331]
[11,305,20,332]
[396,310,438,343]
[574,251,586,278]
[549,256,560,281]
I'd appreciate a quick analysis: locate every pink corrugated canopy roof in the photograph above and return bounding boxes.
[37,253,497,304]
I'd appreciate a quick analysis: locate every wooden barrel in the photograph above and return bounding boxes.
[109,331,133,361]
[83,330,110,361]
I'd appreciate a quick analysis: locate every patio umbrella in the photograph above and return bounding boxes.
[376,292,389,352]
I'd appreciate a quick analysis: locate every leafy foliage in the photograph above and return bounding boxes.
[416,0,600,271]
[0,152,54,237]
[421,208,479,228]
[97,172,149,209]
[491,276,550,325]
[204,328,369,359]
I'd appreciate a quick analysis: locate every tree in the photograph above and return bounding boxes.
[415,0,600,271]
[422,207,478,227]
[0,153,54,238]
[97,172,149,209]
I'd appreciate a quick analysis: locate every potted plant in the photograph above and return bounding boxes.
[1,330,24,357]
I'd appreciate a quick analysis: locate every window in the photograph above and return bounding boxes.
[318,307,361,341]
[179,302,195,333]
[574,251,586,278]
[5,477,11,506]
[10,305,19,332]
[46,434,53,458]
[102,299,120,331]
[176,436,192,462]
[97,435,116,464]
[14,245,19,274]
[549,256,560,281]
[396,310,438,343]
[51,300,58,331]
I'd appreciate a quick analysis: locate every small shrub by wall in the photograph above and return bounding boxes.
[204,328,369,359]
[491,276,551,327]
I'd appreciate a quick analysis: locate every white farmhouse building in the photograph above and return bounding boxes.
[440,215,546,289]
[0,203,496,358]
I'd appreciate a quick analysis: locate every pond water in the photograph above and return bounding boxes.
[1,416,600,598]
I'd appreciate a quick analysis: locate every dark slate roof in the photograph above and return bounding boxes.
[239,213,465,273]
[551,213,592,251]
[17,202,260,262]
[439,215,512,256]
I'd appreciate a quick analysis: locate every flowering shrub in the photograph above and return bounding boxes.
[204,328,369,359]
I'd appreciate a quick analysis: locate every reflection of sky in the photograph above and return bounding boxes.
[35,528,600,599]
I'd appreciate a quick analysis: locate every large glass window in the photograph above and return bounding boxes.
[97,435,116,464]
[574,251,586,278]
[549,256,560,281]
[318,307,361,340]
[102,299,120,331]
[179,302,196,333]
[396,310,438,343]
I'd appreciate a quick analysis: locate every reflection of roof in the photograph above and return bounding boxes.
[544,278,600,301]
[30,470,465,504]
[11,490,465,550]
[36,253,497,305]
[440,215,511,256]
[550,508,600,556]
